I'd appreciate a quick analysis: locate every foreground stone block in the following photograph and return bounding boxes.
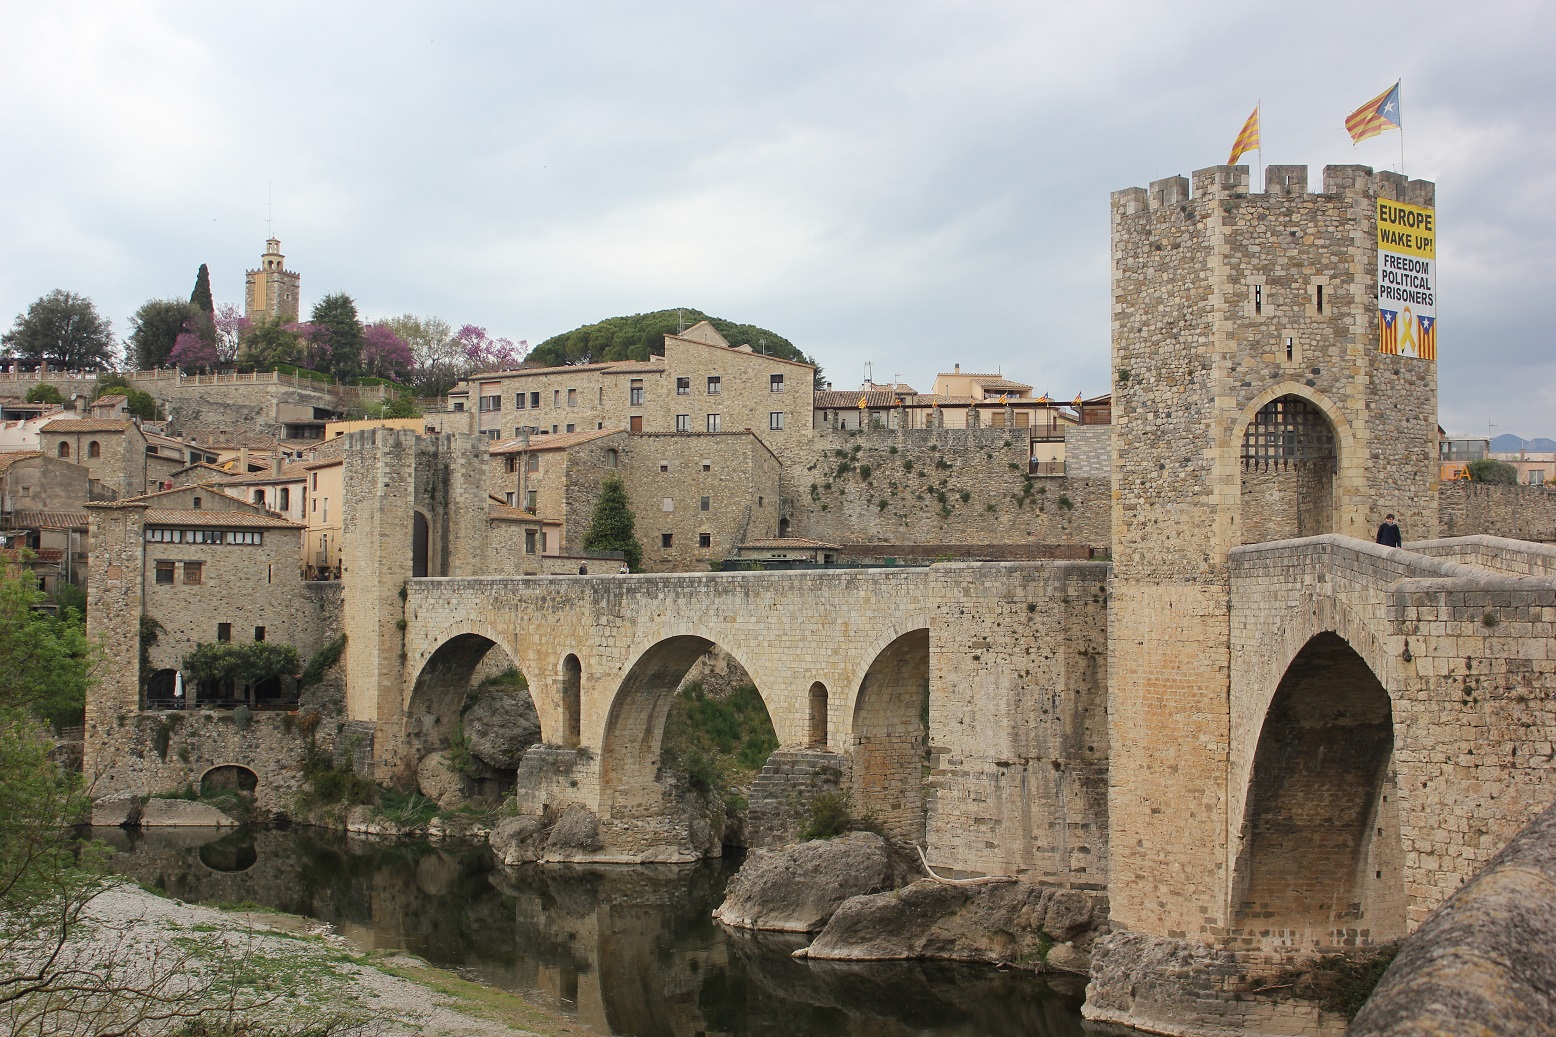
[91,792,141,828]
[806,879,1104,973]
[139,798,237,827]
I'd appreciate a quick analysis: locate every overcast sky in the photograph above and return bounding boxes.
[2,2,1552,437]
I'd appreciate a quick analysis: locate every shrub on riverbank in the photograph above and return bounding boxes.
[660,681,778,820]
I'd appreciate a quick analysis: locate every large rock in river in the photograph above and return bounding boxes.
[714,831,902,933]
[417,751,466,810]
[804,877,1105,974]
[464,689,540,769]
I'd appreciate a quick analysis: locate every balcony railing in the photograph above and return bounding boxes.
[1029,460,1066,476]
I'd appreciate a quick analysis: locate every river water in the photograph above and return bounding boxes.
[102,826,1089,1037]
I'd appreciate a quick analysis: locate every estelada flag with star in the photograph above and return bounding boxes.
[1346,82,1401,144]
[1228,105,1260,165]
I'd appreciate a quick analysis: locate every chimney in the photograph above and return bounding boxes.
[953,363,960,374]
[239,447,249,472]
[271,446,283,473]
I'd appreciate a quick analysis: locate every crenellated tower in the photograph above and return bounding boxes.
[244,237,302,322]
[1105,164,1439,942]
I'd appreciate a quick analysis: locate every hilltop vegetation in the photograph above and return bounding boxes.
[527,308,813,368]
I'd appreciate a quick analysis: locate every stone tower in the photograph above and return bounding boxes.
[1105,165,1438,942]
[244,237,302,322]
[340,429,491,782]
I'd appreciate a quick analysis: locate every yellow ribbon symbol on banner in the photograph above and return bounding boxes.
[1398,306,1417,357]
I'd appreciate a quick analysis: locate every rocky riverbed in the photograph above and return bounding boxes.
[13,880,594,1037]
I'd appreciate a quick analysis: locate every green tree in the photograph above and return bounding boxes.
[527,308,814,369]
[24,383,63,405]
[582,475,643,571]
[309,293,364,378]
[2,290,117,371]
[189,263,215,318]
[238,315,303,369]
[389,314,459,395]
[0,561,94,729]
[182,641,301,690]
[1466,458,1519,485]
[126,299,193,369]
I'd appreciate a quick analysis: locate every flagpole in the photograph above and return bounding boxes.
[1397,79,1405,176]
[1257,100,1263,188]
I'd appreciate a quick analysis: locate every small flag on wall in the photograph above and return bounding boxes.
[1228,106,1261,165]
[1346,82,1402,144]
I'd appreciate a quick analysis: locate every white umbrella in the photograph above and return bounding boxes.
[173,670,184,700]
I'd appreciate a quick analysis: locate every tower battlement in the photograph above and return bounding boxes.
[1112,163,1434,214]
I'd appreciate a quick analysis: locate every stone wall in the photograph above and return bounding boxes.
[1439,480,1556,542]
[1064,425,1111,480]
[783,427,1109,550]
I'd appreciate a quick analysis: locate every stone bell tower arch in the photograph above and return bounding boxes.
[1104,163,1438,943]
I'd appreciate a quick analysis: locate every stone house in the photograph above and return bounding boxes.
[39,418,151,499]
[450,321,815,455]
[0,450,94,513]
[487,426,782,571]
[87,494,311,708]
[217,460,311,526]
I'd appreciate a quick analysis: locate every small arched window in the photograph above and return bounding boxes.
[279,487,290,511]
[253,489,266,505]
[57,441,70,458]
[87,440,100,459]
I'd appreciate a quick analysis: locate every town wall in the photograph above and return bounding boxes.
[1438,480,1556,542]
[782,427,1109,550]
[1065,425,1111,479]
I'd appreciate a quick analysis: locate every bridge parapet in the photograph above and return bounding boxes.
[1229,533,1556,949]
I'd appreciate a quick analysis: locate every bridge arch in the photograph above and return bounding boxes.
[849,627,931,843]
[404,630,539,764]
[594,629,771,784]
[1229,630,1404,952]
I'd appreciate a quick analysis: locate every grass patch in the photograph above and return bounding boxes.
[376,789,438,827]
[373,959,596,1036]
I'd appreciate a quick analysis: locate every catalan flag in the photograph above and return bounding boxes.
[1417,314,1436,361]
[1228,105,1260,165]
[1346,82,1401,144]
[1379,309,1399,355]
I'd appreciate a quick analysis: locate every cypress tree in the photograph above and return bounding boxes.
[582,475,642,572]
[189,264,214,317]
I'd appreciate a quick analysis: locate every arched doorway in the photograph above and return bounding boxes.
[412,511,431,578]
[1231,632,1402,949]
[808,682,829,746]
[1240,395,1337,544]
[561,654,582,748]
[851,629,930,843]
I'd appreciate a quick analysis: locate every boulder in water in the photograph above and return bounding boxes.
[713,831,899,932]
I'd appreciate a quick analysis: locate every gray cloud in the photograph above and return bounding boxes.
[1,1,1551,434]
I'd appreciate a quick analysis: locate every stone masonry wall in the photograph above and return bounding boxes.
[1439,480,1556,543]
[785,427,1109,550]
[1064,425,1111,480]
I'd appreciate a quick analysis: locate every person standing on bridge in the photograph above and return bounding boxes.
[1376,513,1403,548]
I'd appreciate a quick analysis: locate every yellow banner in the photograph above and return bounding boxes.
[1377,200,1435,259]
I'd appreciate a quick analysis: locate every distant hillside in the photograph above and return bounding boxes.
[527,308,813,368]
[1491,434,1556,453]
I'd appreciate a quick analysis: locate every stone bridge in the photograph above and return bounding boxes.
[384,562,1111,870]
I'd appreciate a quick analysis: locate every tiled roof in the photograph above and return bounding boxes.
[464,356,668,382]
[971,377,1033,392]
[489,428,622,455]
[937,371,1003,379]
[41,418,135,433]
[0,451,42,472]
[814,390,916,409]
[739,537,840,549]
[488,499,537,522]
[5,509,89,530]
[170,462,233,478]
[88,485,272,513]
[141,510,303,529]
[222,462,312,486]
[0,547,63,563]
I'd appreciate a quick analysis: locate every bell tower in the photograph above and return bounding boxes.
[244,237,302,322]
